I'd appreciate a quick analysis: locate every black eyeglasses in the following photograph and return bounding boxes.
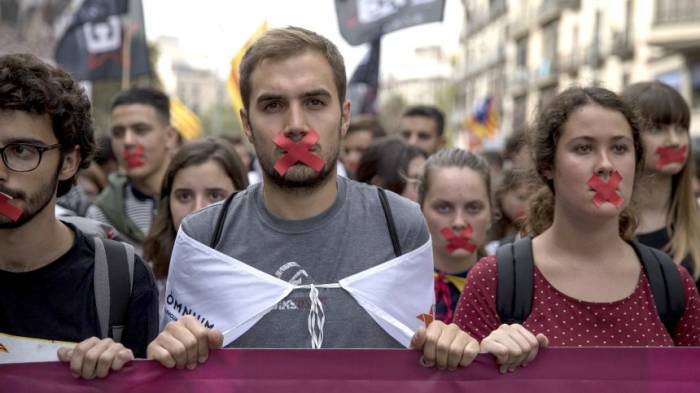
[0,143,62,172]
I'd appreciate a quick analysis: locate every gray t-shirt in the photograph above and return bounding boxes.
[181,176,430,348]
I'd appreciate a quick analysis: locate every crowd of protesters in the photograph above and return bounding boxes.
[1,25,699,381]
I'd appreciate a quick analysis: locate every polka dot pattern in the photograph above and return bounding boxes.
[454,256,700,346]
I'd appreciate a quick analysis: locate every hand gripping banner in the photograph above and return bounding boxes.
[1,348,700,393]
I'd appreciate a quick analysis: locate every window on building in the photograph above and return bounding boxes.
[542,21,558,71]
[0,0,19,25]
[513,95,527,131]
[516,37,528,69]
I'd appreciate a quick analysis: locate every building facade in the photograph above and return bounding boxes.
[459,0,700,147]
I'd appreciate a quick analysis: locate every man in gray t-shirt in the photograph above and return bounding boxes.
[147,26,479,371]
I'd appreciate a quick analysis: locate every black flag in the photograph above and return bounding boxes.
[335,0,445,46]
[55,0,149,81]
[348,38,381,115]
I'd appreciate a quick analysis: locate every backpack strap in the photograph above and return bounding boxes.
[496,237,535,325]
[630,241,685,335]
[210,192,239,249]
[377,188,402,257]
[93,237,135,342]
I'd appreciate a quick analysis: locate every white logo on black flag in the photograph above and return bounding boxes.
[335,0,445,46]
[54,0,149,81]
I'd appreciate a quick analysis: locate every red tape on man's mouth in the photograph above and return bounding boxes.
[0,192,22,222]
[123,145,145,170]
[440,226,477,254]
[587,171,624,208]
[273,129,325,176]
[656,145,687,169]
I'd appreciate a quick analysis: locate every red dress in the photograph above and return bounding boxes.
[454,256,700,346]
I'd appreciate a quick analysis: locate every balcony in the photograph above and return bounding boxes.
[509,4,534,39]
[538,0,581,26]
[465,1,508,38]
[463,47,506,79]
[612,32,635,61]
[648,0,700,51]
[655,0,700,24]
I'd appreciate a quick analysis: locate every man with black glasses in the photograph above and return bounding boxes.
[0,54,158,379]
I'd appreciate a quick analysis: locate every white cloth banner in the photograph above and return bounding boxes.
[0,333,75,364]
[163,230,434,348]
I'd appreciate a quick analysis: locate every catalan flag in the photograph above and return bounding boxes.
[228,21,268,125]
[170,96,202,141]
[466,97,500,140]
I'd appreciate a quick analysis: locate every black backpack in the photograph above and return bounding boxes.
[209,188,402,257]
[91,237,135,343]
[495,237,685,335]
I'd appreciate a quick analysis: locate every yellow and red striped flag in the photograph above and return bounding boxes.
[170,96,202,141]
[227,21,268,125]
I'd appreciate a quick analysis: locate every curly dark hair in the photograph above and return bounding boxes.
[0,53,95,197]
[526,86,644,239]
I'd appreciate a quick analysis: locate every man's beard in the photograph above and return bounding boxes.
[0,166,60,229]
[254,127,341,190]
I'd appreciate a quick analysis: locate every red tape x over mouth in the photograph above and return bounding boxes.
[123,145,145,170]
[0,192,21,222]
[440,226,477,254]
[273,129,325,176]
[656,145,687,169]
[587,170,624,208]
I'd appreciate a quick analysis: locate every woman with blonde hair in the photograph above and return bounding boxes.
[621,81,700,285]
[418,148,493,323]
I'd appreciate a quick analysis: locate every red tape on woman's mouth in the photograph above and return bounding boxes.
[123,145,145,170]
[587,171,624,208]
[656,145,687,169]
[273,129,325,176]
[0,192,21,222]
[440,226,477,254]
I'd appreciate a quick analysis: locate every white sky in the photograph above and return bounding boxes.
[142,0,464,80]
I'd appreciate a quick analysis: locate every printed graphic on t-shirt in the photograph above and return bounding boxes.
[272,262,324,312]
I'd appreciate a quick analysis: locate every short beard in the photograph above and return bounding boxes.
[0,164,60,229]
[263,153,338,190]
[253,125,341,191]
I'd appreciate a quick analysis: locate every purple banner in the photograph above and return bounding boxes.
[1,348,699,392]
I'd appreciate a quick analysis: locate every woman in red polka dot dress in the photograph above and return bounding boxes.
[454,87,700,374]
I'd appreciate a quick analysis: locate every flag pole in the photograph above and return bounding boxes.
[121,18,133,90]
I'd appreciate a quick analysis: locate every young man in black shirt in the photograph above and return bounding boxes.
[0,54,158,379]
